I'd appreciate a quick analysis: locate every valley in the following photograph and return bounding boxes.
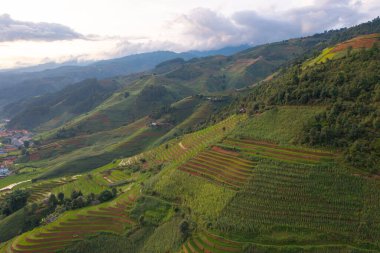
[0,17,379,253]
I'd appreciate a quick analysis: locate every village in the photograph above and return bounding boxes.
[0,119,32,178]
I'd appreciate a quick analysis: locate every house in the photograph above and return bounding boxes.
[0,167,10,177]
[11,138,24,147]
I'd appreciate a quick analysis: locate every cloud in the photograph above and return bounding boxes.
[1,0,379,69]
[167,0,378,50]
[0,14,84,42]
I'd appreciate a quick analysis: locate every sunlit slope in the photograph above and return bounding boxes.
[304,33,380,66]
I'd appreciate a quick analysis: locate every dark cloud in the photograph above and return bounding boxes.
[0,14,84,42]
[174,0,377,49]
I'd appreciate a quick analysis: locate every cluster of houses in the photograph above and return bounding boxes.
[0,124,33,178]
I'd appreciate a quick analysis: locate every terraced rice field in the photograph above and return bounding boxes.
[119,115,244,168]
[102,169,129,184]
[2,195,136,253]
[181,231,243,253]
[0,179,73,204]
[153,115,243,163]
[218,138,335,164]
[216,162,380,239]
[28,179,74,203]
[178,146,255,190]
[52,175,107,196]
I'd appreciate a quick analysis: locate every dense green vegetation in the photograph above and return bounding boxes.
[0,19,380,253]
[0,190,29,216]
[228,44,380,173]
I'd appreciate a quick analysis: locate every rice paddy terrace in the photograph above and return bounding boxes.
[181,231,243,253]
[178,146,256,190]
[29,179,77,203]
[0,178,75,204]
[177,138,335,190]
[1,195,136,253]
[174,137,380,251]
[119,115,245,167]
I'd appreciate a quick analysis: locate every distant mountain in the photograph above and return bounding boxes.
[0,45,249,111]
[5,18,380,131]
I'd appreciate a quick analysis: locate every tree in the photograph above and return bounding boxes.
[98,190,114,202]
[72,196,86,209]
[1,190,29,216]
[111,188,117,197]
[71,190,83,200]
[57,192,65,204]
[23,141,30,148]
[48,194,58,208]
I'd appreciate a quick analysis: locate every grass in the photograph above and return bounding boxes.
[141,216,184,253]
[231,106,325,144]
[0,208,27,243]
[155,169,236,226]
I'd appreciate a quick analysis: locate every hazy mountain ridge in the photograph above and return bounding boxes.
[0,45,249,112]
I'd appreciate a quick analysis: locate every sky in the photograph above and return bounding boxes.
[0,0,379,69]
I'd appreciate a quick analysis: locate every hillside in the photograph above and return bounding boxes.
[304,33,380,66]
[0,20,379,253]
[5,79,120,130]
[0,45,249,112]
[223,37,379,174]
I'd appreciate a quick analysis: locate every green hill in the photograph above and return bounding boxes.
[0,19,379,253]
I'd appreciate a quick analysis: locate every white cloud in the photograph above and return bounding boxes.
[163,0,376,50]
[0,0,379,69]
[0,14,84,42]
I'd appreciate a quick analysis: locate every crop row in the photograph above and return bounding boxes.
[178,146,255,190]
[119,115,244,168]
[182,231,243,253]
[220,138,335,164]
[5,196,136,253]
[215,160,376,237]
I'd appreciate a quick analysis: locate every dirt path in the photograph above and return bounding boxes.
[179,142,187,150]
[0,179,31,192]
[72,175,82,180]
[103,176,113,184]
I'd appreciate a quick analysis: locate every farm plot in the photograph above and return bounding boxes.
[218,138,335,164]
[52,174,107,196]
[178,146,255,190]
[3,195,136,253]
[157,115,243,163]
[216,161,380,244]
[119,115,244,168]
[181,231,243,253]
[0,179,74,204]
[102,170,128,183]
[27,179,74,203]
